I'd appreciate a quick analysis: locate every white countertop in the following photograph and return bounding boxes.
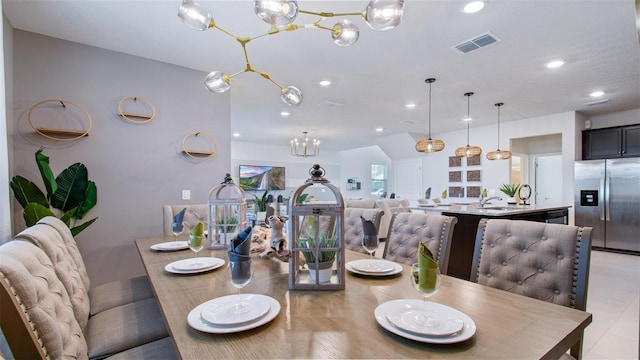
[410,203,571,216]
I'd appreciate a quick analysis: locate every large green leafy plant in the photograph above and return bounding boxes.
[10,149,98,236]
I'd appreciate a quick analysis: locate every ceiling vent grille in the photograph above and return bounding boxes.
[454,32,501,54]
[583,98,611,106]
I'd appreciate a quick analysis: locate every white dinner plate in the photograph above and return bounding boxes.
[151,241,189,251]
[200,294,271,326]
[386,304,464,336]
[349,259,396,273]
[375,299,476,344]
[188,294,280,333]
[164,257,225,274]
[346,259,402,277]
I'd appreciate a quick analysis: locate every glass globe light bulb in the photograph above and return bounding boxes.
[178,0,212,31]
[365,0,405,30]
[254,0,298,26]
[204,71,231,93]
[332,19,360,46]
[281,86,303,106]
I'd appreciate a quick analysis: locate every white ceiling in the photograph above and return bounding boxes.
[3,0,640,152]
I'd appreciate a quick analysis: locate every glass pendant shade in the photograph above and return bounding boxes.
[416,78,445,153]
[254,0,298,26]
[455,92,482,158]
[281,86,303,106]
[204,71,231,93]
[365,0,405,30]
[332,20,360,46]
[178,0,212,31]
[487,102,512,160]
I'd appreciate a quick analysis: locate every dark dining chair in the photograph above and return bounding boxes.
[471,218,593,359]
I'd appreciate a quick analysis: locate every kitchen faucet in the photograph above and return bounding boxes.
[479,196,502,207]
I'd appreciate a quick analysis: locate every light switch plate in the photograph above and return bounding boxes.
[182,189,191,200]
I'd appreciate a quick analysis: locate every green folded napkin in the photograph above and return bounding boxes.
[417,242,438,292]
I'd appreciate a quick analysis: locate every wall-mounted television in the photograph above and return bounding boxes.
[239,165,286,191]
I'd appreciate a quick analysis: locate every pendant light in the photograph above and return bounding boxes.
[415,78,445,153]
[486,102,512,160]
[455,92,482,158]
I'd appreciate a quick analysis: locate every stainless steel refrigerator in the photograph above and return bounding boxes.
[575,158,640,253]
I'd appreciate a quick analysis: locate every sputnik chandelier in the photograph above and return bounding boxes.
[291,131,320,157]
[178,0,405,106]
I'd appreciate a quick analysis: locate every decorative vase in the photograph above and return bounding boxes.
[308,261,334,283]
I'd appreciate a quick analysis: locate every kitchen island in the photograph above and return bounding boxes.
[411,203,572,280]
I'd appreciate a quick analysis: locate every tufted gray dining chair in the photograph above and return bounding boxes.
[471,218,593,359]
[343,208,384,254]
[162,204,208,236]
[382,212,457,273]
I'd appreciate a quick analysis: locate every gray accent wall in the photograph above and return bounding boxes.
[10,30,231,285]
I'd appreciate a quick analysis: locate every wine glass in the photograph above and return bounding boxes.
[228,260,253,314]
[172,221,184,243]
[188,233,205,266]
[410,263,441,302]
[362,235,379,261]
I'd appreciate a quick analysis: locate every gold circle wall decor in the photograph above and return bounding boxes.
[117,96,156,124]
[28,99,92,141]
[181,131,217,160]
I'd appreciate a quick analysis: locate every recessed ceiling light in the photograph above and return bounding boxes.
[280,111,290,116]
[405,103,416,108]
[463,117,472,122]
[319,80,331,87]
[545,60,566,69]
[375,128,384,132]
[590,91,605,97]
[462,1,485,14]
[233,132,240,137]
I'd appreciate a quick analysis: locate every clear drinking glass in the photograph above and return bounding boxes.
[172,221,185,242]
[188,233,205,265]
[410,263,441,301]
[228,260,253,314]
[362,235,379,261]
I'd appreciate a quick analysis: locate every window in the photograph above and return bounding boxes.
[371,165,387,197]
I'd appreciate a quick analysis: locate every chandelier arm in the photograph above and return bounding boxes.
[228,69,247,79]
[211,24,243,41]
[298,9,362,18]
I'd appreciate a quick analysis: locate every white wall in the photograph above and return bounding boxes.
[587,108,640,129]
[0,12,10,243]
[338,145,391,199]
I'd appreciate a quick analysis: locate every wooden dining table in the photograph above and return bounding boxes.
[136,236,592,359]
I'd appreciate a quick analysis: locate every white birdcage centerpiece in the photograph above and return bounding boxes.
[207,173,247,250]
[288,164,345,290]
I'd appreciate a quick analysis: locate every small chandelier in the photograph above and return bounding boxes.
[291,131,320,157]
[455,92,483,158]
[415,78,445,153]
[178,0,405,106]
[486,102,512,160]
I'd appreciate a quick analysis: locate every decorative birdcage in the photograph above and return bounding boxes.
[207,173,247,250]
[288,164,345,290]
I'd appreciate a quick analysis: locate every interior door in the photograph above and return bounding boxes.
[534,155,563,206]
[394,160,422,201]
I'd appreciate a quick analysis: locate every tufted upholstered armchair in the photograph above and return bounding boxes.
[163,204,208,236]
[0,240,177,359]
[382,212,457,273]
[470,218,593,359]
[343,208,384,254]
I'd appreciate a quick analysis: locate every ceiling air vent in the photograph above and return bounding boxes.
[583,98,611,106]
[454,32,501,54]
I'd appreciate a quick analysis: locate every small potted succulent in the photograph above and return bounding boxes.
[298,234,338,283]
[499,184,521,204]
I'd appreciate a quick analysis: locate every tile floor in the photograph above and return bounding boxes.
[582,250,639,359]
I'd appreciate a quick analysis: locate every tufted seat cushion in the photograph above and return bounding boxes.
[0,241,88,359]
[343,208,384,253]
[163,204,208,236]
[473,219,586,307]
[104,337,177,360]
[382,212,457,272]
[37,216,154,315]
